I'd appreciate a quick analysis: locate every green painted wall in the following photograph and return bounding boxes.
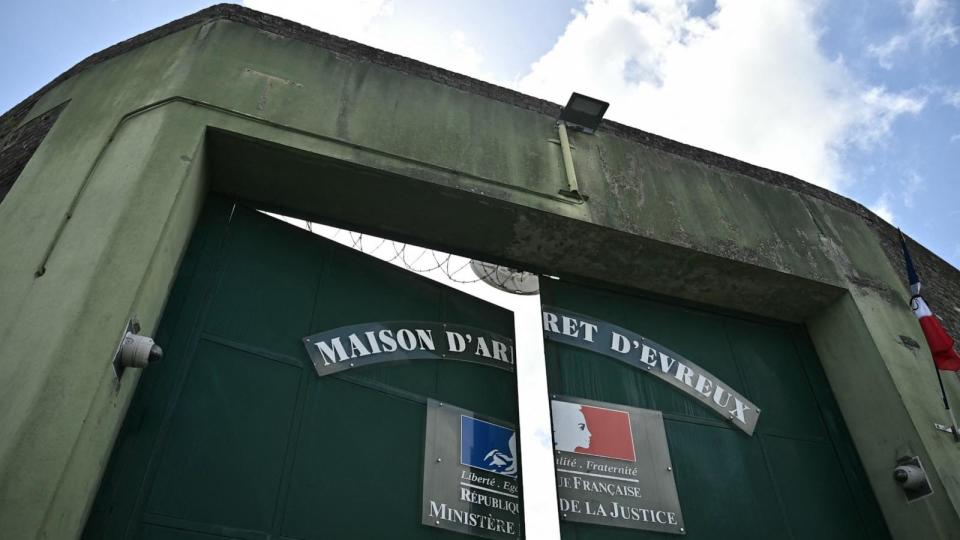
[0,8,958,538]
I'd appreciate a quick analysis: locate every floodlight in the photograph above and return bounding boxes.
[558,93,609,133]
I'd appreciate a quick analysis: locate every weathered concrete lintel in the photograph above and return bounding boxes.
[206,127,846,323]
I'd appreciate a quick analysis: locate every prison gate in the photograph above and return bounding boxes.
[83,196,519,539]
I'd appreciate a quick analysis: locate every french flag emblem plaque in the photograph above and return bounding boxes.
[552,396,685,535]
[422,400,522,539]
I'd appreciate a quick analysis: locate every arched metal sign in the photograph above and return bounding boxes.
[541,307,760,435]
[303,321,515,377]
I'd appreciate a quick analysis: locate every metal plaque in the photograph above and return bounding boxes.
[552,396,684,535]
[303,321,515,377]
[422,399,523,539]
[542,306,760,435]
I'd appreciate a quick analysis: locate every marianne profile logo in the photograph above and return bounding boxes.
[551,399,636,462]
[460,415,518,477]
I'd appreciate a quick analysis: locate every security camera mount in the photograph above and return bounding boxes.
[112,318,163,382]
[113,318,139,382]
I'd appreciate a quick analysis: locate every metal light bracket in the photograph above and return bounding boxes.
[934,423,957,436]
[556,122,587,201]
[112,318,141,382]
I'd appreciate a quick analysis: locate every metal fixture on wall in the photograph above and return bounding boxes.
[559,92,609,133]
[112,318,163,380]
[556,92,609,200]
[894,455,933,502]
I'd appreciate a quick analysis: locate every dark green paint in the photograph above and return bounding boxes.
[542,279,890,540]
[84,196,518,539]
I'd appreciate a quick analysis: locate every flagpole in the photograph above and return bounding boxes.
[931,360,960,442]
[900,229,960,442]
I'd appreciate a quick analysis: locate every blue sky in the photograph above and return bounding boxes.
[2,0,958,268]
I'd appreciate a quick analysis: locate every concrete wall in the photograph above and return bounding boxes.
[1,5,959,538]
[0,102,66,204]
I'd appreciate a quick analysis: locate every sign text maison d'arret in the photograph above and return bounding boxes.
[303,321,515,377]
[301,310,758,435]
[542,307,760,435]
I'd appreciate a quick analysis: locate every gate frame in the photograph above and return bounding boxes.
[0,13,958,538]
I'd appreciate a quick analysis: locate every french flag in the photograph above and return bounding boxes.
[901,233,960,371]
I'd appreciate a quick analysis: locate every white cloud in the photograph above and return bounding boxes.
[911,0,960,46]
[900,171,924,208]
[868,0,959,68]
[243,0,492,81]
[951,133,960,143]
[852,87,926,148]
[516,0,924,191]
[867,35,909,69]
[870,193,897,224]
[945,89,960,108]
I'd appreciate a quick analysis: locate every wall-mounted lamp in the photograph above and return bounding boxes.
[559,92,609,134]
[556,93,609,200]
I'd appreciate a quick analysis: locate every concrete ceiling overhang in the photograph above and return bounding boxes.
[208,128,845,323]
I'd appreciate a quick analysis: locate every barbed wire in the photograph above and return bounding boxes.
[307,222,536,291]
[261,211,538,292]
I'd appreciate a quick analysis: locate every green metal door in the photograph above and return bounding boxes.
[84,196,518,539]
[542,280,890,540]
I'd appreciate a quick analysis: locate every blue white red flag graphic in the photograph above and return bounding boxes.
[900,234,960,371]
[551,400,636,462]
[460,416,518,477]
